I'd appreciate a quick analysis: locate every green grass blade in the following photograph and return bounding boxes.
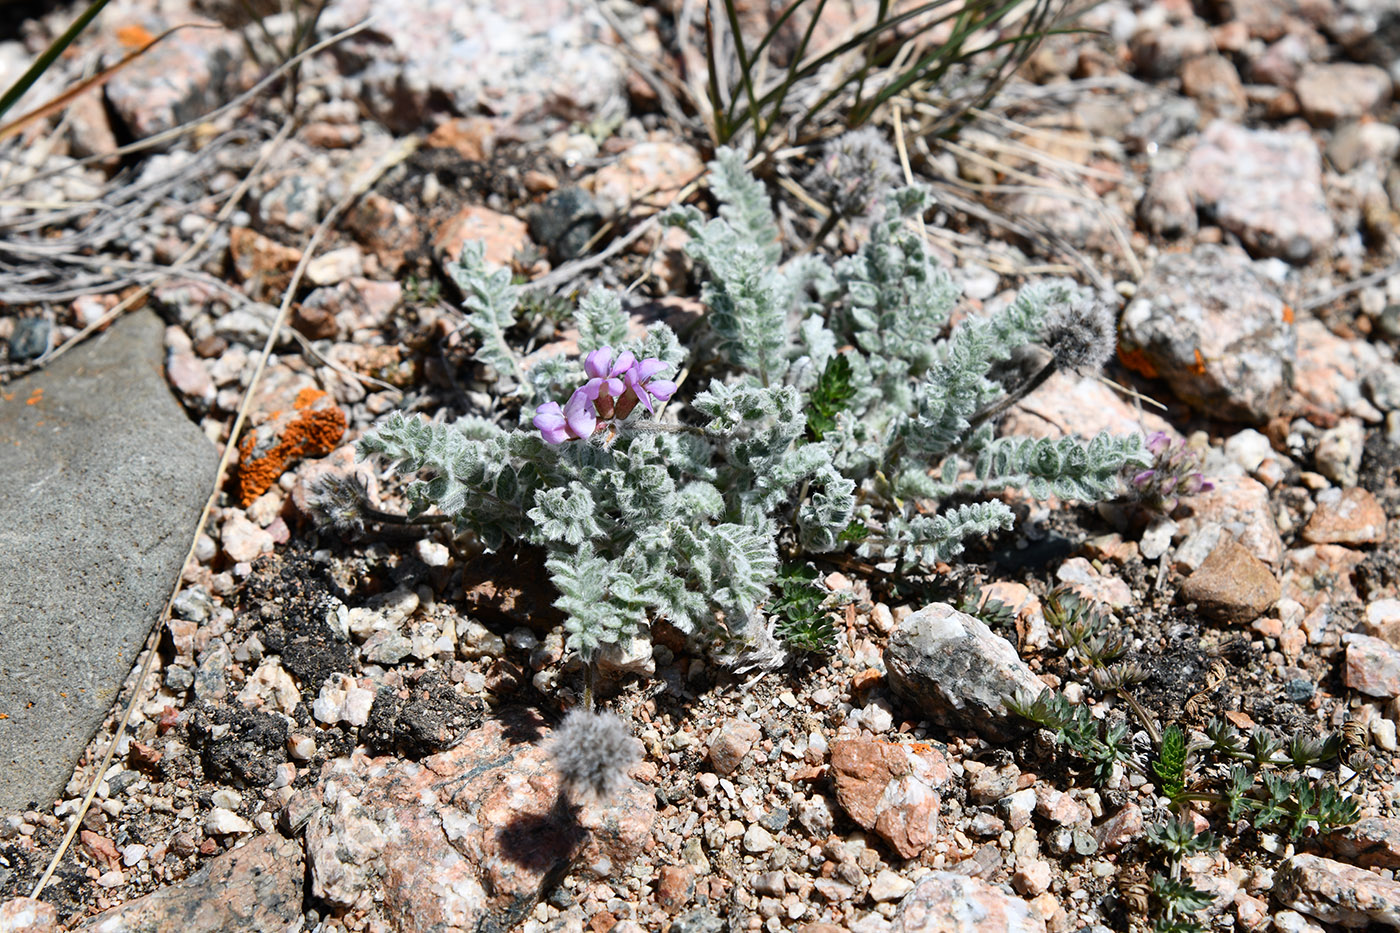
[719,0,764,141]
[749,0,830,152]
[0,0,114,123]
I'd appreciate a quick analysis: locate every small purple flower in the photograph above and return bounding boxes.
[532,349,676,443]
[1129,431,1213,511]
[623,358,677,414]
[533,382,601,444]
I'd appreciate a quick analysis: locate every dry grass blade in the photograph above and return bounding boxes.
[7,119,289,377]
[0,24,224,143]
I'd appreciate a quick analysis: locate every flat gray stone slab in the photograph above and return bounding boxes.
[0,311,215,812]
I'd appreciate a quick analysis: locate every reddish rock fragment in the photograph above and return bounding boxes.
[71,833,303,932]
[344,193,423,276]
[1302,487,1387,545]
[1095,801,1145,852]
[708,719,761,776]
[1179,535,1280,623]
[228,227,302,300]
[655,865,695,911]
[830,736,948,859]
[434,205,531,268]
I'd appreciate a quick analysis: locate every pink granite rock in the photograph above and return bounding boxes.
[830,736,949,859]
[1174,475,1283,566]
[1275,853,1400,928]
[1292,318,1386,423]
[1184,124,1333,263]
[0,898,57,933]
[1344,634,1400,699]
[304,710,655,930]
[1302,487,1388,545]
[72,834,302,932]
[1002,371,1175,442]
[1324,817,1400,869]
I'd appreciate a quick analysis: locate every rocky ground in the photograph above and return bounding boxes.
[3,0,1400,931]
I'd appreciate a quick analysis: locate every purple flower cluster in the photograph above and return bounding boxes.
[532,347,677,444]
[1130,431,1213,511]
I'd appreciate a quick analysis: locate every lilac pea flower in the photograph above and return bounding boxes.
[533,382,601,444]
[564,382,600,438]
[623,357,677,414]
[533,401,571,444]
[585,346,634,399]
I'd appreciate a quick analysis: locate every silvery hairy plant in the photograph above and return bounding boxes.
[353,147,1150,672]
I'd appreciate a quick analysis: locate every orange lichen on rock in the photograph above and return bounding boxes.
[237,388,346,505]
[1116,344,1159,379]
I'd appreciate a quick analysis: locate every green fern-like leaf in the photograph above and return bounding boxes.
[807,353,856,441]
[1154,724,1188,800]
[770,563,836,653]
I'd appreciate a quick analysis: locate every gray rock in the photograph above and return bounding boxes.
[171,585,214,623]
[1275,853,1400,929]
[1119,244,1295,422]
[194,639,232,702]
[885,603,1043,741]
[528,187,603,262]
[322,0,626,132]
[0,310,216,811]
[671,911,724,933]
[70,833,303,932]
[1185,121,1334,263]
[1138,169,1198,239]
[7,318,51,361]
[1124,96,1199,154]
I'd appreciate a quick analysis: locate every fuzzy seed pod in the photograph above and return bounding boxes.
[806,127,901,221]
[1041,293,1116,375]
[544,708,642,803]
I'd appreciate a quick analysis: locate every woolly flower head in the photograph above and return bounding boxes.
[305,471,371,535]
[1041,292,1116,375]
[544,709,642,803]
[806,127,901,220]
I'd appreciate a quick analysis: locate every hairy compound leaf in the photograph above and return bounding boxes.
[576,288,629,353]
[449,241,524,389]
